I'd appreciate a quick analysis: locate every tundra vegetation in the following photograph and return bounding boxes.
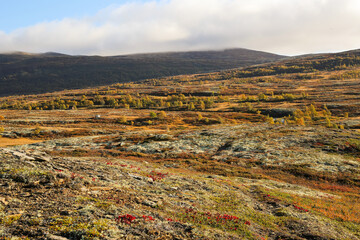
[0,50,360,239]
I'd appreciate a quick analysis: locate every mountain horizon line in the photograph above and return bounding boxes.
[2,46,359,58]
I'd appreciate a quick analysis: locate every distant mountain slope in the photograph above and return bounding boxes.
[225,49,360,79]
[0,48,284,96]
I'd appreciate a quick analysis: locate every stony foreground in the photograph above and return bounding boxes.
[1,123,359,239]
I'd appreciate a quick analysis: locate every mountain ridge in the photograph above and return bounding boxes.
[0,48,285,96]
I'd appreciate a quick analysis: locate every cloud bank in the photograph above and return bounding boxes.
[1,0,360,56]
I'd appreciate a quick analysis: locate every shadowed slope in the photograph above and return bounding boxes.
[0,48,285,96]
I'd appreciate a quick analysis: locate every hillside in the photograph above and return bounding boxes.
[0,49,360,239]
[0,48,284,96]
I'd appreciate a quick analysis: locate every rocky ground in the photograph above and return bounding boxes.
[1,123,359,239]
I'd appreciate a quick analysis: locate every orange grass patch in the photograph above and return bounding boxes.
[292,193,360,223]
[0,137,42,147]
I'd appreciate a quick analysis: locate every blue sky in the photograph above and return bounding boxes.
[0,0,141,33]
[0,0,360,56]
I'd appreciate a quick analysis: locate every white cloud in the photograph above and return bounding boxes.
[1,0,360,56]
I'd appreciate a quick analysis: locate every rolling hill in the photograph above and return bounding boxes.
[0,48,360,239]
[0,48,285,96]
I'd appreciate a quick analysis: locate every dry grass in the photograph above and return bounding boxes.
[0,137,41,147]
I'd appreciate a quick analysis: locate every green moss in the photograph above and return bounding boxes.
[343,222,360,238]
[245,209,278,229]
[209,191,245,212]
[0,214,22,226]
[95,201,113,211]
[174,209,255,239]
[0,166,52,183]
[275,215,302,228]
[75,196,98,204]
[50,216,110,240]
[28,217,42,226]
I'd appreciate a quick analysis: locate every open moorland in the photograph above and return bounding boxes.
[0,49,360,239]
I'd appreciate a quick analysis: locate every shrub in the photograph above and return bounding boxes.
[115,214,136,224]
[265,115,275,124]
[325,117,332,128]
[258,93,268,101]
[158,111,167,119]
[33,127,42,135]
[296,117,305,126]
[117,116,127,124]
[149,112,157,118]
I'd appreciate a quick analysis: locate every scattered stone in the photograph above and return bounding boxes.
[34,155,51,162]
[47,234,70,240]
[151,134,173,141]
[142,200,157,208]
[11,150,35,161]
[0,197,9,206]
[129,173,143,180]
[56,173,68,179]
[60,210,70,216]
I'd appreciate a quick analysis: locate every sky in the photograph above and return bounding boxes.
[1,0,360,56]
